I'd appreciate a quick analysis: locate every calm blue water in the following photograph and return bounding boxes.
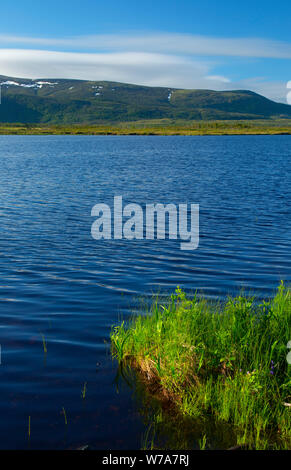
[0,135,290,449]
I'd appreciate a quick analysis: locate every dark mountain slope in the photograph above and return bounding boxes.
[0,76,290,123]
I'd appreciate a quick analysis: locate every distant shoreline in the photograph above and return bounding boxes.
[1,131,291,136]
[0,120,291,136]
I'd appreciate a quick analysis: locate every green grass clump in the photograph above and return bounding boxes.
[111,282,291,449]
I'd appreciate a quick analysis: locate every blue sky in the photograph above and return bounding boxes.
[0,0,290,102]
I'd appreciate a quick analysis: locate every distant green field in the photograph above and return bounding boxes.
[0,119,291,135]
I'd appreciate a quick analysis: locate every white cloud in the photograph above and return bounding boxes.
[0,33,291,59]
[206,75,231,83]
[0,48,223,89]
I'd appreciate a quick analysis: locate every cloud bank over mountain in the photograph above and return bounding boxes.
[0,32,290,103]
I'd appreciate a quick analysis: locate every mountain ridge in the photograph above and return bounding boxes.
[0,75,290,124]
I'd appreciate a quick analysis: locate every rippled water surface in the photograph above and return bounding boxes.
[0,135,290,449]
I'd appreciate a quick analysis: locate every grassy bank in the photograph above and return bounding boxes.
[0,119,291,135]
[111,283,291,449]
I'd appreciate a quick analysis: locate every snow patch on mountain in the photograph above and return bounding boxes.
[0,80,58,89]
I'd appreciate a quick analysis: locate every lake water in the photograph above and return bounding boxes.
[0,135,290,449]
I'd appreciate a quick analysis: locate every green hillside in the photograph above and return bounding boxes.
[0,75,291,124]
